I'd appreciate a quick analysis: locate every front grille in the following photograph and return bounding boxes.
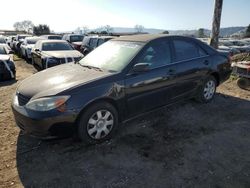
[18,93,31,106]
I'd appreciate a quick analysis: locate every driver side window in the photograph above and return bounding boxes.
[138,40,172,69]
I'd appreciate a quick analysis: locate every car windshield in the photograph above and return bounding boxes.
[0,38,6,43]
[27,38,40,44]
[0,46,7,54]
[70,35,84,42]
[79,41,143,72]
[42,42,74,51]
[48,36,62,40]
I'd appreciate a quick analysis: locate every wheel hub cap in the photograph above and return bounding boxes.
[87,110,114,140]
[204,80,215,100]
[96,119,105,129]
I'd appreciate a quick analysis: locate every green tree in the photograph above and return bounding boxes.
[245,24,250,37]
[13,20,34,33]
[198,28,205,38]
[162,31,169,34]
[33,24,50,36]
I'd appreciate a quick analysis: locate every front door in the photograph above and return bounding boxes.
[125,39,174,117]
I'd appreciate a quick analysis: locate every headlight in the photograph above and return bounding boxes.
[26,96,70,111]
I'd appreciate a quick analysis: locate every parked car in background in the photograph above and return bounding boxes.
[40,35,62,40]
[31,40,83,70]
[12,34,32,55]
[80,36,115,55]
[12,34,231,143]
[62,34,84,51]
[0,36,7,44]
[218,45,241,56]
[6,36,16,46]
[0,44,15,81]
[20,37,42,60]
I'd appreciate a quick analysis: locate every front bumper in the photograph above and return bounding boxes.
[11,102,80,138]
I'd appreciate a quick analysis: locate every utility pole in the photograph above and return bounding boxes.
[210,0,223,49]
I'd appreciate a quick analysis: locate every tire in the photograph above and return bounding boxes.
[196,75,217,103]
[237,78,250,90]
[77,102,118,144]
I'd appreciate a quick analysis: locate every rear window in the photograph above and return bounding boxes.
[70,35,84,42]
[42,42,74,51]
[173,40,206,61]
[48,36,62,40]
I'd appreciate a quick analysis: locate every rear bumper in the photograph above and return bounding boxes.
[12,103,80,138]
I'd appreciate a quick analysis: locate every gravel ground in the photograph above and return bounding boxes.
[0,59,250,188]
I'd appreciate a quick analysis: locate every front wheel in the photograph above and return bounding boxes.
[77,102,118,144]
[196,76,217,103]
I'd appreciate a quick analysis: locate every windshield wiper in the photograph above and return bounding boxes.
[79,64,103,72]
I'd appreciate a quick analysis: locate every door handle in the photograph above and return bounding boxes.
[203,60,209,65]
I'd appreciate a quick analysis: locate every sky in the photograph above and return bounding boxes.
[0,0,249,32]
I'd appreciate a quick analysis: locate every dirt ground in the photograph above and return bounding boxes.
[0,59,250,188]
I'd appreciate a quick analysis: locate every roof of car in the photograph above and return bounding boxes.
[40,40,66,43]
[111,34,171,42]
[25,36,42,40]
[65,34,84,36]
[85,35,116,39]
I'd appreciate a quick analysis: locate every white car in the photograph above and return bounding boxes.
[0,44,15,81]
[20,37,42,59]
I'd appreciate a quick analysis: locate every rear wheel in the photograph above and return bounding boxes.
[196,76,217,103]
[77,102,118,144]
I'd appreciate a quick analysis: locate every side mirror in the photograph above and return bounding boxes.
[132,63,150,73]
[8,50,14,54]
[35,48,40,52]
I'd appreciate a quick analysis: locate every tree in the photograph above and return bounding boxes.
[100,31,108,35]
[210,0,223,49]
[33,24,50,36]
[13,20,34,33]
[104,25,113,34]
[197,28,205,38]
[245,24,250,38]
[162,31,169,34]
[82,26,89,34]
[134,25,144,33]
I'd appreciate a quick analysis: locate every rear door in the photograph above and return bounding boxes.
[125,39,174,117]
[170,38,211,101]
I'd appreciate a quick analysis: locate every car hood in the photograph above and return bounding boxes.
[42,50,83,58]
[17,63,112,99]
[0,54,10,61]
